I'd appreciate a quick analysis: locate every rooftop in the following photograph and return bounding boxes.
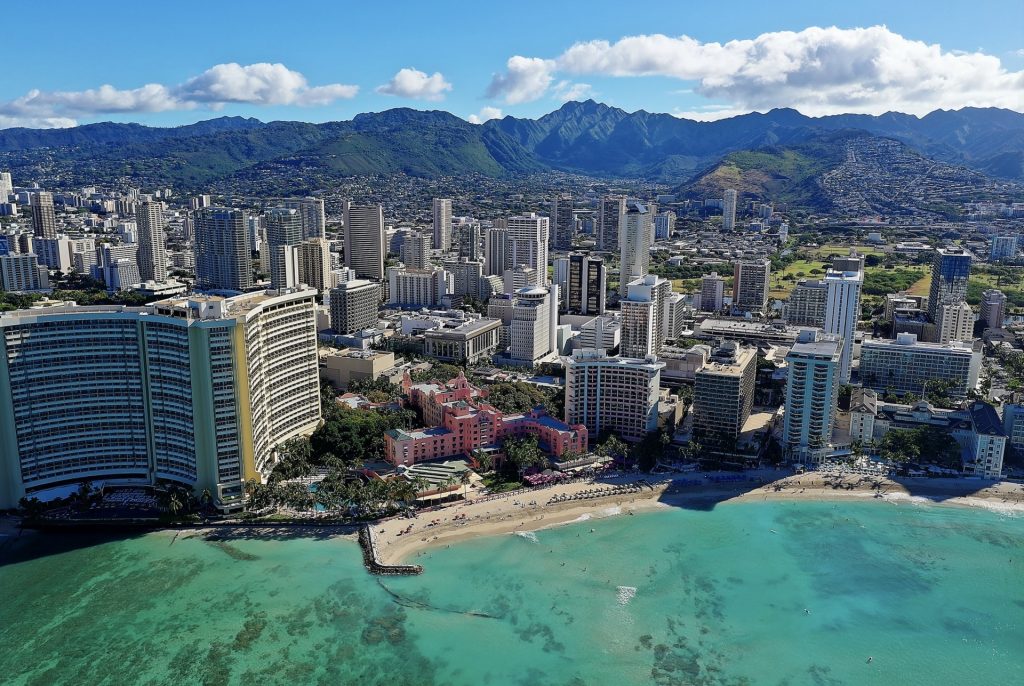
[968,402,1004,437]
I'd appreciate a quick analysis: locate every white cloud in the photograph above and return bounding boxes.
[485,56,555,104]
[553,81,594,102]
[375,68,452,101]
[490,26,1024,116]
[0,62,359,128]
[467,106,503,124]
[178,63,358,106]
[671,105,761,122]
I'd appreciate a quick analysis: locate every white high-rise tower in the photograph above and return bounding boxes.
[723,189,737,231]
[135,197,168,283]
[433,198,452,251]
[619,200,652,296]
[823,252,864,384]
[506,213,549,287]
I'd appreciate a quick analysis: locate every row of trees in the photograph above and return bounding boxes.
[876,428,961,467]
[244,475,422,517]
[309,384,419,467]
[484,381,562,416]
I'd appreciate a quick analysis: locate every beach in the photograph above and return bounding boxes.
[375,471,1024,564]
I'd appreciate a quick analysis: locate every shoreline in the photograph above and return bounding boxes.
[373,473,1024,565]
[5,473,1022,568]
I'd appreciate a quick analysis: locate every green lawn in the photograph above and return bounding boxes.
[769,258,832,297]
[807,244,887,257]
[906,273,931,297]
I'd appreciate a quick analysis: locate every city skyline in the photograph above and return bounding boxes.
[1,1,1023,130]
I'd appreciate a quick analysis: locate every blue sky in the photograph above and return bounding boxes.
[1,0,1022,128]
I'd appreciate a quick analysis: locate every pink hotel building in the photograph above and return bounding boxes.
[384,372,587,466]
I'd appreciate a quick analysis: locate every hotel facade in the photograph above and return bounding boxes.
[0,289,322,510]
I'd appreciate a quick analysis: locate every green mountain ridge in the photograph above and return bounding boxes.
[1,102,1022,206]
[678,130,1009,217]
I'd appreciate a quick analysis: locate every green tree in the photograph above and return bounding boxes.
[879,430,920,464]
[471,448,494,472]
[501,435,548,478]
[595,434,630,461]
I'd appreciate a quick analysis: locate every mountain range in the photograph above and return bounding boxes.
[1,101,1022,205]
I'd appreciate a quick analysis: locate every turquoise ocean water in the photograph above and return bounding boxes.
[1,500,1021,686]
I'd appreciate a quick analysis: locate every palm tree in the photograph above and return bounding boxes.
[168,493,183,517]
[199,489,213,516]
[458,470,473,500]
[390,479,417,508]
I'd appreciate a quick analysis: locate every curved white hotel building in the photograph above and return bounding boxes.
[0,289,322,510]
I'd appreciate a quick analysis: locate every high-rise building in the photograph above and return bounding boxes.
[387,266,450,308]
[433,198,453,251]
[0,289,322,510]
[30,192,57,240]
[619,201,652,296]
[722,189,738,231]
[550,194,574,250]
[693,342,757,450]
[663,293,685,342]
[93,243,141,290]
[328,279,380,334]
[928,247,972,319]
[732,258,771,314]
[620,275,672,358]
[597,196,626,252]
[577,316,621,352]
[935,301,974,344]
[0,172,12,200]
[785,279,827,327]
[823,253,864,383]
[560,253,606,315]
[400,231,432,270]
[296,238,333,292]
[343,202,385,282]
[0,253,48,291]
[266,208,303,290]
[283,197,327,240]
[33,236,73,273]
[503,265,537,293]
[654,211,676,240]
[700,272,726,313]
[859,333,981,397]
[135,198,168,283]
[506,213,549,287]
[553,256,570,310]
[444,258,494,300]
[455,220,481,261]
[484,227,512,277]
[195,207,253,292]
[980,289,1007,329]
[990,235,1018,262]
[562,348,664,442]
[783,330,841,463]
[510,286,557,363]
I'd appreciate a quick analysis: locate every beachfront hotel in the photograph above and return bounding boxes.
[561,348,664,442]
[782,330,841,464]
[692,341,757,450]
[384,372,587,466]
[858,333,981,397]
[0,289,322,511]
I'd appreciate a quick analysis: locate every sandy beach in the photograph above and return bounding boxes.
[374,472,1024,565]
